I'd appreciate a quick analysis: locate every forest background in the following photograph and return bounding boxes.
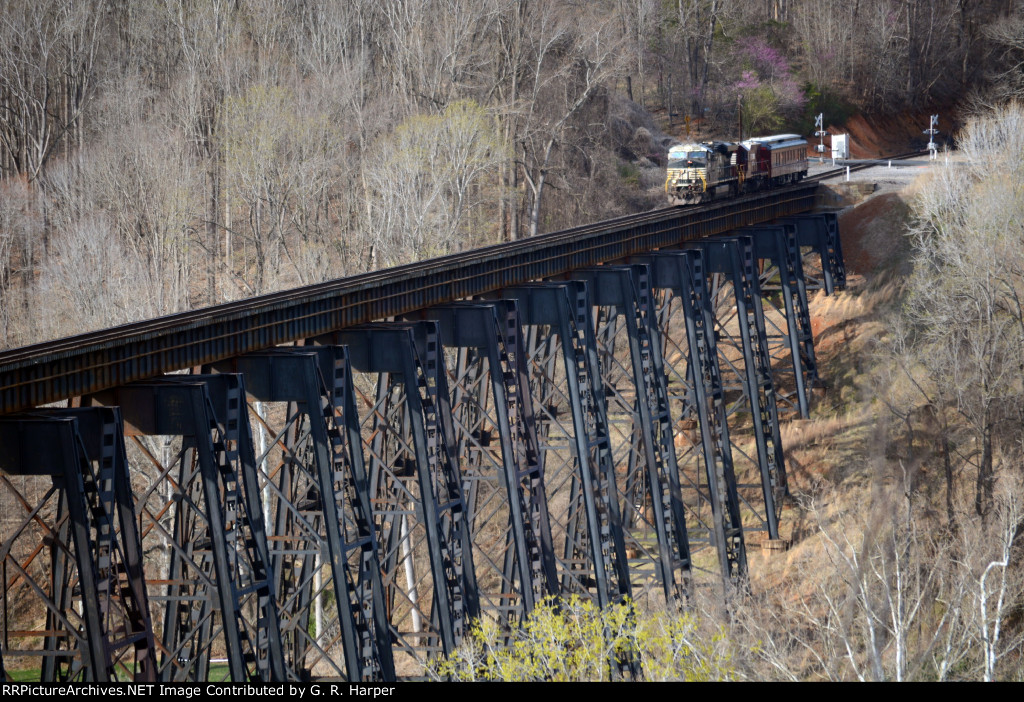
[4,0,1024,681]
[1,0,1020,347]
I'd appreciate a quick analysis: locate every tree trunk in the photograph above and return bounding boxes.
[976,422,994,519]
[942,417,955,529]
[525,138,554,239]
[207,159,219,305]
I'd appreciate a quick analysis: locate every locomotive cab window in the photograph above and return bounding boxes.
[668,152,707,169]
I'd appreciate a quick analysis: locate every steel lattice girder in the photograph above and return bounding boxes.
[402,302,559,622]
[738,224,818,419]
[497,283,632,608]
[565,266,692,605]
[633,250,749,587]
[209,348,394,682]
[86,376,285,682]
[0,409,155,682]
[332,323,479,664]
[688,238,787,539]
[776,213,845,294]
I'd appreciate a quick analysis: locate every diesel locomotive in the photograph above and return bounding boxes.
[665,133,809,205]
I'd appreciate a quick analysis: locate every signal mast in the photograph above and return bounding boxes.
[924,114,940,160]
[814,113,828,162]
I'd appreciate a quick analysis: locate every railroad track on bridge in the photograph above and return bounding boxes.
[0,183,821,414]
[0,155,915,682]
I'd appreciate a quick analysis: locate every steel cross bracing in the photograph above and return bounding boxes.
[636,239,784,548]
[0,409,155,681]
[565,267,692,605]
[86,376,285,682]
[333,323,479,667]
[498,283,632,608]
[0,208,847,680]
[207,348,394,682]
[670,220,841,543]
[401,302,559,626]
[632,251,748,587]
[822,212,847,289]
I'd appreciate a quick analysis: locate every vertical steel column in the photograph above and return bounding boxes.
[334,323,478,665]
[638,251,748,587]
[90,377,283,682]
[210,348,394,681]
[53,408,156,681]
[405,302,559,623]
[0,410,155,681]
[310,345,397,680]
[695,238,787,537]
[741,224,818,419]
[182,374,284,681]
[777,214,846,294]
[498,283,632,608]
[567,267,692,605]
[819,211,845,289]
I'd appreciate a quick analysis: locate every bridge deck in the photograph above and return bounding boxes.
[0,184,816,414]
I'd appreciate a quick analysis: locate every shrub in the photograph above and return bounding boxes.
[430,596,735,682]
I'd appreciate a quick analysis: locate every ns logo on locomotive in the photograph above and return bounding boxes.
[665,134,808,205]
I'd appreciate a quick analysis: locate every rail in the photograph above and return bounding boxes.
[0,183,819,414]
[806,149,928,183]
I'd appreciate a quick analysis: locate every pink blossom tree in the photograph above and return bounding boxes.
[731,37,805,135]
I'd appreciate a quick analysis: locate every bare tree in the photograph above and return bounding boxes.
[36,216,154,338]
[903,104,1024,517]
[728,475,1024,681]
[0,0,106,181]
[164,0,243,304]
[513,2,626,237]
[616,0,660,106]
[0,177,44,347]
[675,0,724,115]
[980,11,1024,104]
[365,100,503,267]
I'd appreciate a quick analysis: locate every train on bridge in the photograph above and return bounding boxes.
[0,188,844,683]
[665,133,809,205]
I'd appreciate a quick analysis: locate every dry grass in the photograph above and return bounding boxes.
[744,180,925,591]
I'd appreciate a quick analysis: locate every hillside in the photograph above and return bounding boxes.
[2,1,1024,682]
[2,0,1021,351]
[721,128,1024,679]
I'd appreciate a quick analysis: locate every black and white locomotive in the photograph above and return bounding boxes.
[664,133,809,205]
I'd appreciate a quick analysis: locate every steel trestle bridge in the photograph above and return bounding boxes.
[0,181,845,681]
